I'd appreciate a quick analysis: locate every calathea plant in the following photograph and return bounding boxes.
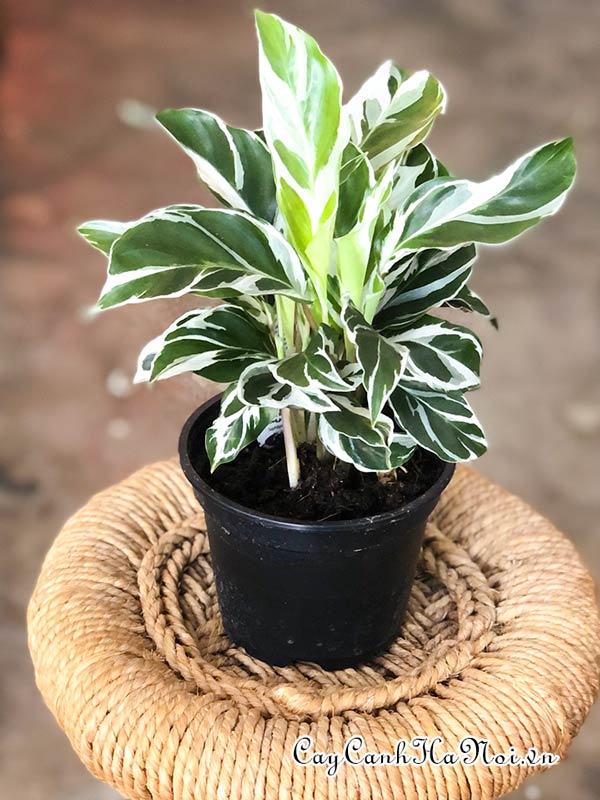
[79,11,576,489]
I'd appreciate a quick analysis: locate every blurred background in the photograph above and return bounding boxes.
[1,0,598,798]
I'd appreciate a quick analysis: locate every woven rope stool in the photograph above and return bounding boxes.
[28,460,600,800]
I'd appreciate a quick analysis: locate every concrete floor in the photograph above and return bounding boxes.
[1,0,599,798]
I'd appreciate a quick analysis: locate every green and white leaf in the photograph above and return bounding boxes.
[389,387,487,461]
[389,432,418,468]
[99,205,310,309]
[375,244,477,328]
[342,300,408,423]
[255,11,347,318]
[336,162,394,310]
[229,294,276,329]
[335,142,372,238]
[238,361,337,413]
[78,219,134,255]
[272,327,352,394]
[393,138,576,251]
[346,62,446,172]
[318,396,394,472]
[445,284,498,328]
[206,385,275,470]
[388,315,482,392]
[156,108,277,222]
[387,144,449,214]
[134,304,275,384]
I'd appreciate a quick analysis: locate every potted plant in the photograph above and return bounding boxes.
[79,11,576,667]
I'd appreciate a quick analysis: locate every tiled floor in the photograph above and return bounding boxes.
[1,1,599,798]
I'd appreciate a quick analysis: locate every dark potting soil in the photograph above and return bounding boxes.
[209,434,443,522]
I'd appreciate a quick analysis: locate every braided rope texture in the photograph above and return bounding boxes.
[28,460,600,800]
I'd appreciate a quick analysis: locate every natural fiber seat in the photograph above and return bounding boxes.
[28,460,599,800]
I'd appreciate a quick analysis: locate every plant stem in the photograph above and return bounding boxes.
[292,409,307,442]
[282,408,300,488]
[306,412,317,444]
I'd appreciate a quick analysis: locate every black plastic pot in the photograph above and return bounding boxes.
[179,396,455,668]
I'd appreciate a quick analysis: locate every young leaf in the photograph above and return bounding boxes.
[134,304,275,384]
[335,142,372,238]
[336,162,395,309]
[318,396,394,471]
[387,144,449,213]
[388,315,482,392]
[206,385,275,470]
[255,10,347,319]
[389,387,487,461]
[99,206,310,309]
[156,108,277,222]
[395,138,576,250]
[375,245,477,328]
[346,62,446,172]
[342,301,408,423]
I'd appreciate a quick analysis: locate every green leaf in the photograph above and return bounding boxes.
[395,138,576,250]
[445,284,498,329]
[98,205,310,309]
[272,327,352,394]
[156,108,277,221]
[318,396,394,472]
[389,386,487,462]
[375,244,477,328]
[388,315,482,392]
[134,303,275,384]
[78,219,131,255]
[342,301,408,423]
[205,385,275,470]
[346,62,446,172]
[255,11,347,318]
[238,361,337,413]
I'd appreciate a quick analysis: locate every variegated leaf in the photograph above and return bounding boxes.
[389,387,487,461]
[342,301,408,423]
[346,62,446,172]
[388,315,482,392]
[255,11,347,318]
[99,205,310,309]
[134,304,275,384]
[78,219,131,255]
[445,284,498,329]
[336,162,395,309]
[335,142,372,238]
[318,396,394,472]
[375,245,477,328]
[229,294,276,329]
[387,144,449,214]
[389,432,418,468]
[394,138,576,251]
[206,385,275,470]
[156,108,277,221]
[272,327,352,394]
[238,361,337,413]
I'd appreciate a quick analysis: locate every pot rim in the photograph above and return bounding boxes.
[179,395,456,532]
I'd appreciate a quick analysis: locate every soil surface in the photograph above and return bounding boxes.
[210,435,443,521]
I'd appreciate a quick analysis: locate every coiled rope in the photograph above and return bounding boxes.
[28,461,600,800]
